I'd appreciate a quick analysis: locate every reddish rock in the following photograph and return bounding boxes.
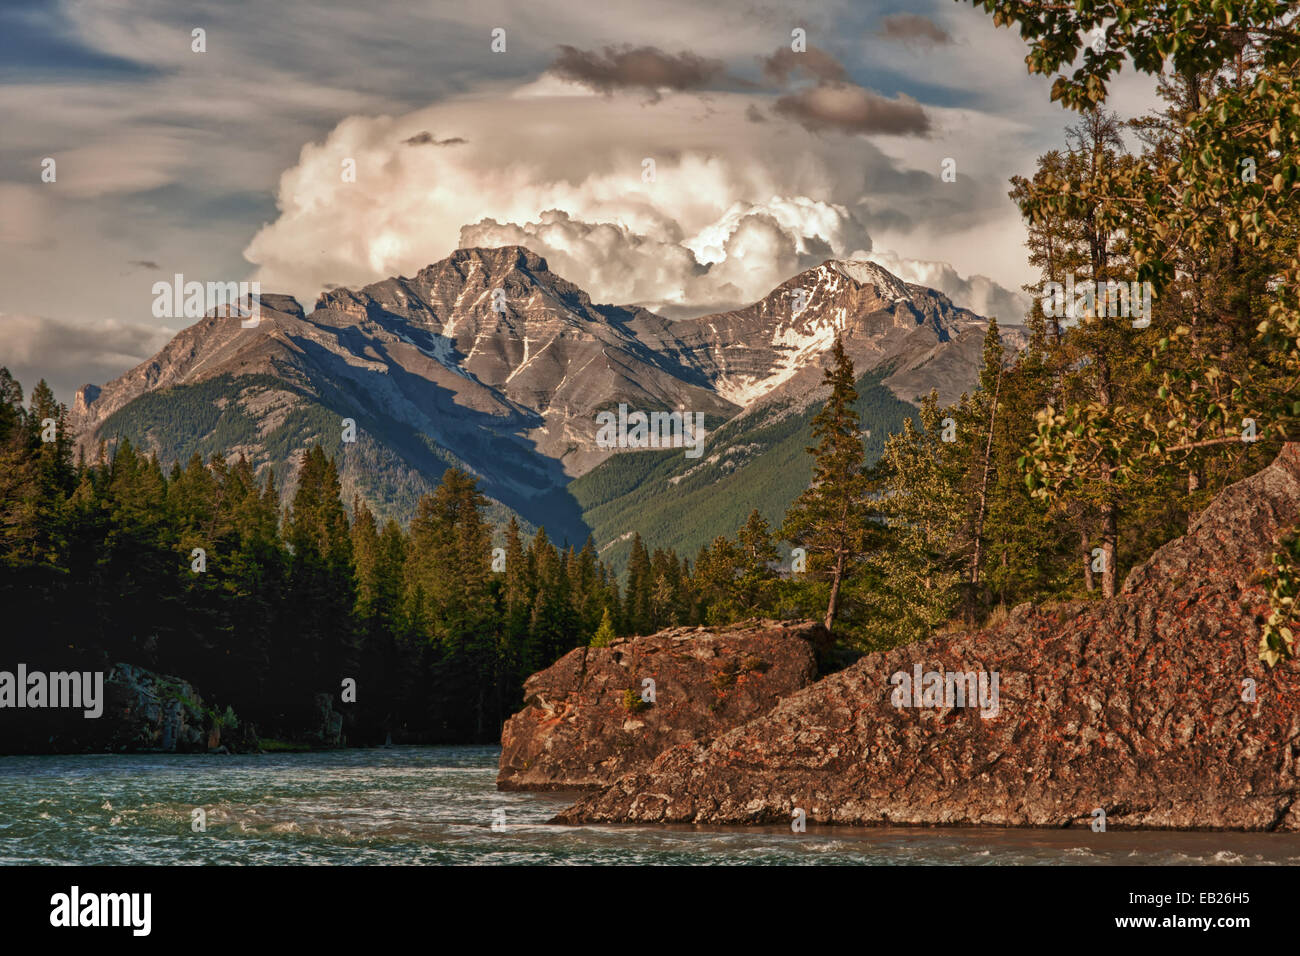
[497,620,822,790]
[557,445,1300,830]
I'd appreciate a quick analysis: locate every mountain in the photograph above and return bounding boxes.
[69,246,1019,553]
[572,258,1027,570]
[649,258,1000,409]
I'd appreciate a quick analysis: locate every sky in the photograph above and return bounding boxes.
[0,0,1166,402]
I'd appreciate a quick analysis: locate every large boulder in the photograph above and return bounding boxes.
[498,619,822,790]
[558,445,1300,830]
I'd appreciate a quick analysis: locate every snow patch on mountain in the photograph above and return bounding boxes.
[831,259,912,301]
[393,328,474,380]
[714,304,845,406]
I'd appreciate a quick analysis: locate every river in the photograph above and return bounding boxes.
[3,746,1298,865]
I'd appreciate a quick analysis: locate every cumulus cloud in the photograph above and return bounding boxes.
[460,210,708,310]
[877,13,953,46]
[460,196,870,316]
[244,90,906,314]
[0,313,174,403]
[243,86,1038,326]
[774,84,930,136]
[549,45,728,99]
[685,196,871,267]
[862,250,1029,323]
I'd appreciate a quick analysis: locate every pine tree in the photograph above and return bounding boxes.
[735,509,778,616]
[589,607,616,648]
[873,392,967,642]
[781,337,873,631]
[280,446,357,731]
[623,533,654,635]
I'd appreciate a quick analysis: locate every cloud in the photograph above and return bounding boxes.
[0,313,174,403]
[684,196,871,267]
[744,104,767,122]
[760,45,848,84]
[774,84,931,136]
[549,45,727,99]
[459,196,870,315]
[460,210,709,312]
[757,43,930,138]
[244,90,911,314]
[241,85,1048,327]
[403,131,468,147]
[876,13,953,46]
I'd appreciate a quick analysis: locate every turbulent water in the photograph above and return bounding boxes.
[3,746,1299,865]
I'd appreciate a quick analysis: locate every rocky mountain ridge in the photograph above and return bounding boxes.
[67,246,1015,539]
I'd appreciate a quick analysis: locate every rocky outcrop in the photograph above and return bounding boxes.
[498,620,822,790]
[72,383,99,416]
[0,662,258,755]
[309,692,345,748]
[558,445,1300,830]
[101,664,257,753]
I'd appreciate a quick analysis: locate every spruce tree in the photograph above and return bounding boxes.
[781,337,872,631]
[589,607,616,648]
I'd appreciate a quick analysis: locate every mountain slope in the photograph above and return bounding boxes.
[571,367,918,573]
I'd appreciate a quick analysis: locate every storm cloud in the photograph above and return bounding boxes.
[760,45,848,85]
[549,45,727,98]
[774,83,931,136]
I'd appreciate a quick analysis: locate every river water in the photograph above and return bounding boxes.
[3,745,1298,865]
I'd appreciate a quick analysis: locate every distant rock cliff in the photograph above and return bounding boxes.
[557,444,1300,830]
[102,664,256,753]
[497,619,822,790]
[0,663,257,755]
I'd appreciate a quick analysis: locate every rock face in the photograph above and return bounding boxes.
[309,692,345,748]
[497,620,822,791]
[101,664,258,753]
[104,664,215,752]
[558,445,1300,830]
